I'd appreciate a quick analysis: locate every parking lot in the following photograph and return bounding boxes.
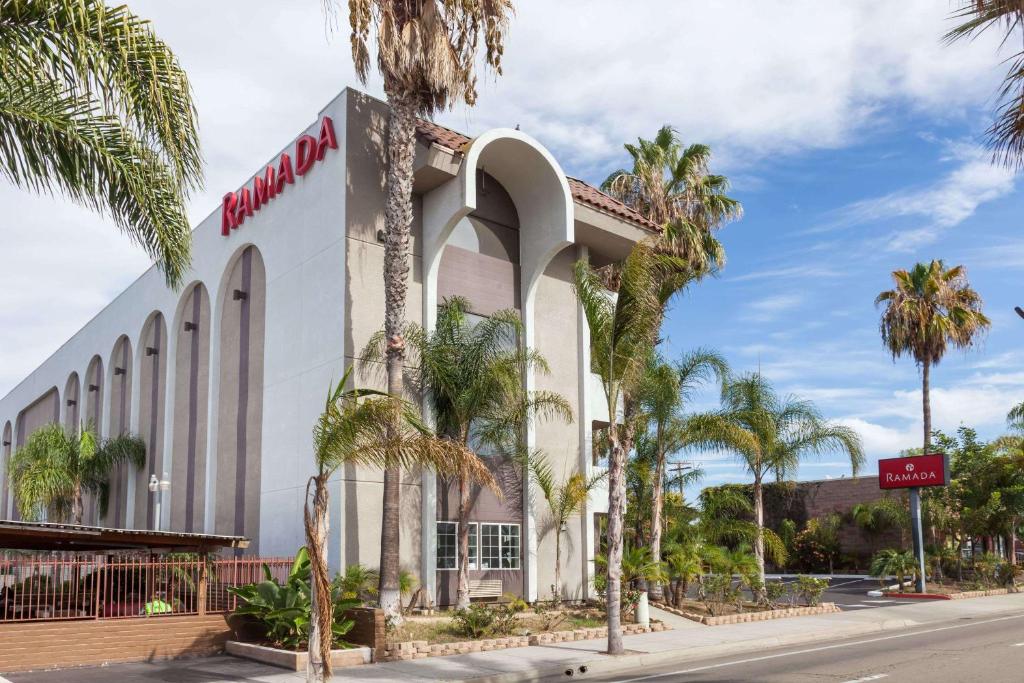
[787,576,920,610]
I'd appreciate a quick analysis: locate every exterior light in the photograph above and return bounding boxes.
[232,289,248,301]
[2,440,10,447]
[145,346,159,356]
[88,384,99,392]
[66,399,76,407]
[114,367,125,376]
[184,321,197,332]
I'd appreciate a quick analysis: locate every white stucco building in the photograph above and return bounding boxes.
[0,88,656,606]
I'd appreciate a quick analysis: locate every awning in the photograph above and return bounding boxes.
[0,520,249,553]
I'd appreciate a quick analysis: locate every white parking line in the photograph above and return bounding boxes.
[614,613,1024,682]
[1011,642,1024,647]
[864,600,895,604]
[843,604,872,608]
[842,675,888,683]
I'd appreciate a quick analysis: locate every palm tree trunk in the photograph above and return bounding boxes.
[73,482,84,525]
[455,475,471,610]
[753,475,766,587]
[304,474,332,681]
[649,429,666,602]
[554,531,562,605]
[922,358,931,450]
[378,88,417,622]
[605,434,628,655]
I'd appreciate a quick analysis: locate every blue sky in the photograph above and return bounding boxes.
[0,2,1020,500]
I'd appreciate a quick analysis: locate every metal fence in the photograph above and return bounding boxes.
[0,555,293,622]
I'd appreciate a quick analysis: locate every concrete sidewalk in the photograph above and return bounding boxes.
[350,593,1024,682]
[7,593,1024,683]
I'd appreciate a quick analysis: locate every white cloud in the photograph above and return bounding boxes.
[742,293,805,322]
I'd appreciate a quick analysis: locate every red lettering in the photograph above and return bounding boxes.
[235,187,254,226]
[253,175,270,210]
[276,153,295,192]
[264,165,277,200]
[221,192,238,235]
[295,135,318,176]
[316,116,338,160]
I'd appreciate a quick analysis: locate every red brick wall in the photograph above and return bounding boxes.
[0,614,229,673]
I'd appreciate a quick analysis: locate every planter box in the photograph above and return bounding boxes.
[653,601,840,625]
[883,588,1013,600]
[225,641,371,671]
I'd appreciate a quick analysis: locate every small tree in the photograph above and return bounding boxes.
[9,423,145,524]
[870,549,918,593]
[304,366,496,681]
[527,453,606,604]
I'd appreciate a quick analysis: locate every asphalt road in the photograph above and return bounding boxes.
[562,610,1024,682]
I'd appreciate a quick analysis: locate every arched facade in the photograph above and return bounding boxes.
[104,336,133,527]
[170,284,211,533]
[134,313,167,529]
[214,246,266,551]
[2,421,11,519]
[84,356,104,433]
[13,387,61,521]
[63,372,80,432]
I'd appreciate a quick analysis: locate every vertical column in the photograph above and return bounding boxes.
[575,244,595,600]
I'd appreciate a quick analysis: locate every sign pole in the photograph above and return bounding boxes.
[909,486,926,593]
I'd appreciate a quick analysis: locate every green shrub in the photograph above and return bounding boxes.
[449,601,524,639]
[794,575,828,606]
[699,574,738,617]
[228,548,359,650]
[764,580,788,609]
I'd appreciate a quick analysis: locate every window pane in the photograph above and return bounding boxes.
[436,521,457,569]
[468,523,478,570]
[501,524,520,569]
[481,524,501,570]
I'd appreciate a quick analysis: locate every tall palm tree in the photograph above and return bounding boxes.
[0,0,202,287]
[637,349,727,601]
[526,452,606,604]
[876,261,990,453]
[690,374,864,587]
[8,422,145,524]
[574,240,697,654]
[366,296,570,609]
[340,0,515,620]
[304,366,495,681]
[945,2,1024,169]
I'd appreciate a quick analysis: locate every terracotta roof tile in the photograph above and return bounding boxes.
[415,119,658,233]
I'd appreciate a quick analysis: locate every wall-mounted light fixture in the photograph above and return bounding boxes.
[66,399,76,407]
[145,347,159,356]
[2,440,9,447]
[114,367,125,376]
[376,229,386,243]
[232,289,248,301]
[184,321,197,332]
[88,384,99,392]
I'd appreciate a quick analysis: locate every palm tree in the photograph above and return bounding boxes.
[690,374,864,588]
[869,549,918,593]
[341,0,515,619]
[0,0,202,287]
[574,240,699,654]
[367,296,570,609]
[8,422,145,524]
[876,261,990,452]
[527,453,606,604]
[637,349,727,601]
[304,366,495,680]
[945,2,1024,169]
[851,498,907,544]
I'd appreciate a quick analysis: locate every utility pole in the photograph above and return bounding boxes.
[667,461,695,505]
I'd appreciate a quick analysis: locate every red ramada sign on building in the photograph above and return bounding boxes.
[221,116,338,236]
[878,453,950,490]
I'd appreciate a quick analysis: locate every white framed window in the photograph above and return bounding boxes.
[468,522,478,570]
[437,521,457,569]
[480,523,521,570]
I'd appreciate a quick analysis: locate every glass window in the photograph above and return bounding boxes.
[468,522,478,570]
[437,521,457,569]
[480,523,520,570]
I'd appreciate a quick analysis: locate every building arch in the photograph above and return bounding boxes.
[12,387,60,521]
[2,421,11,519]
[84,355,104,433]
[63,372,80,432]
[213,244,266,551]
[103,335,133,527]
[169,283,211,533]
[134,312,168,529]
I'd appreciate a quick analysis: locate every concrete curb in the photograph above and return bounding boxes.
[450,606,1024,683]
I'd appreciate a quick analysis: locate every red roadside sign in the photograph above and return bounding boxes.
[878,453,950,490]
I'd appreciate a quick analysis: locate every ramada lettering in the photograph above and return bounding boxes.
[884,471,939,483]
[221,116,338,236]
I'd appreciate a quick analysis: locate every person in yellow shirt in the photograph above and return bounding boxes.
[143,591,172,615]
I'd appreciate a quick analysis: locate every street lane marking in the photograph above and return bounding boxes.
[1011,642,1024,647]
[614,613,1024,682]
[842,675,888,683]
[864,600,895,603]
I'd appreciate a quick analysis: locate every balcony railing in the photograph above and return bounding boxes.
[0,554,293,622]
